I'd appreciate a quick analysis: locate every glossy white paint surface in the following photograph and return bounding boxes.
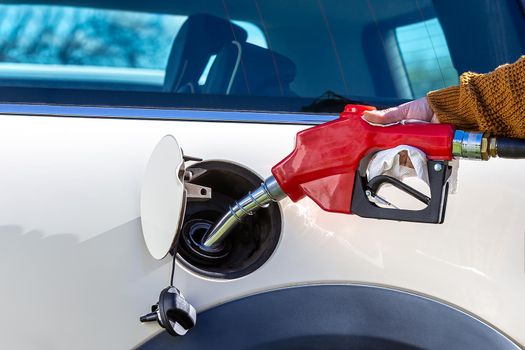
[0,114,523,349]
[140,135,185,260]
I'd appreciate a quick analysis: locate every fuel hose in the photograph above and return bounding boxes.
[495,137,525,159]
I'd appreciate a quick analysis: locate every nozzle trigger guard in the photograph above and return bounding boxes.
[351,160,451,224]
[367,175,430,206]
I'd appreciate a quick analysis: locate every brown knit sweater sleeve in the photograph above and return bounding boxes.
[427,55,525,138]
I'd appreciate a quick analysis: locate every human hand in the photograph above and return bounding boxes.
[363,97,438,125]
[363,97,438,168]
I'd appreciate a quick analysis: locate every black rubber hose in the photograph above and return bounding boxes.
[496,137,525,158]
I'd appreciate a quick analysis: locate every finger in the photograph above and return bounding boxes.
[363,108,406,124]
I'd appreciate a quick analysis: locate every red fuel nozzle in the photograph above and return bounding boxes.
[201,104,525,248]
[271,104,454,214]
[202,104,454,247]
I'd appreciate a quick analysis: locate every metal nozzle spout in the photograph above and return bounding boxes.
[201,176,286,248]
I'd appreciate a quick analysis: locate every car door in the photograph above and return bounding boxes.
[0,1,524,349]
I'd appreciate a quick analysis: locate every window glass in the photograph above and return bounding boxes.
[0,5,176,86]
[0,5,266,87]
[0,1,522,113]
[197,21,267,86]
[395,18,458,98]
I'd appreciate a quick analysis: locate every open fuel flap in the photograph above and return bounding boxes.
[139,135,203,337]
[140,135,211,261]
[139,135,282,337]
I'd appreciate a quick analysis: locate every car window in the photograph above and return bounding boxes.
[0,5,266,88]
[0,1,522,113]
[394,18,458,98]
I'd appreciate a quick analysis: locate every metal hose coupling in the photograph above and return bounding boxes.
[452,130,496,160]
[201,176,286,248]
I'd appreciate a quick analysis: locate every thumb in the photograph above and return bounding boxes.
[363,106,407,125]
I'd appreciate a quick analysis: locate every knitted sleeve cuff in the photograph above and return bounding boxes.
[427,56,525,136]
[427,85,479,130]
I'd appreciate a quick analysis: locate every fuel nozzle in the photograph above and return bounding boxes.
[201,176,286,248]
[202,129,525,248]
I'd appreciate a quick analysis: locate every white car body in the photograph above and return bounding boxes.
[1,109,523,349]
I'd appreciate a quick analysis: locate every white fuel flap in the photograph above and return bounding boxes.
[140,135,187,260]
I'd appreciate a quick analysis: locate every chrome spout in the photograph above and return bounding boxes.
[201,176,286,248]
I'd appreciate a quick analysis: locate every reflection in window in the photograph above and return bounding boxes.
[0,5,179,69]
[395,18,458,98]
[0,5,266,86]
[197,21,268,86]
